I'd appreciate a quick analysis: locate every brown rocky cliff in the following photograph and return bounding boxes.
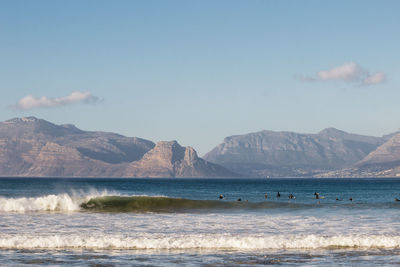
[125,141,238,178]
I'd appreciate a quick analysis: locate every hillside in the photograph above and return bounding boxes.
[204,128,389,177]
[0,117,236,178]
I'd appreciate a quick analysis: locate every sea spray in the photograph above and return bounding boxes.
[0,194,80,212]
[0,190,116,212]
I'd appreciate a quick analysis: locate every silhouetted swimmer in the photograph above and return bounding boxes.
[237,198,242,202]
[314,192,320,199]
[219,194,224,200]
[289,194,295,199]
[264,193,268,199]
[349,197,353,201]
[395,198,400,202]
[277,192,281,197]
[336,198,342,201]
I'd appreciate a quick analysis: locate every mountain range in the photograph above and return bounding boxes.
[1,116,400,178]
[204,128,400,177]
[0,117,236,178]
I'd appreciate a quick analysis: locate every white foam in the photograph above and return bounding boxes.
[0,191,113,212]
[0,233,399,250]
[0,194,80,212]
[0,191,169,212]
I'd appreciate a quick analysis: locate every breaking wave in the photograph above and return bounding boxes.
[0,191,114,212]
[0,194,305,213]
[0,233,400,250]
[2,194,399,213]
[80,196,298,212]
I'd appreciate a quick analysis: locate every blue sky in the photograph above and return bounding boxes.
[0,0,399,155]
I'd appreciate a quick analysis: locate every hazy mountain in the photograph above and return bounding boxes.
[343,133,400,177]
[204,128,389,177]
[3,117,399,178]
[314,132,400,178]
[0,117,236,178]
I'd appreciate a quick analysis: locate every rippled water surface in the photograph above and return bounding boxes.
[1,178,400,266]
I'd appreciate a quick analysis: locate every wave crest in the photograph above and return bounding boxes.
[0,191,114,212]
[0,194,80,212]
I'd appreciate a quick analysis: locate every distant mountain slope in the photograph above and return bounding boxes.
[204,128,388,177]
[0,117,236,178]
[346,133,400,177]
[315,133,400,178]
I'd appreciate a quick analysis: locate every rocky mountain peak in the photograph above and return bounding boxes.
[0,117,235,178]
[124,140,237,177]
[150,142,199,164]
[5,116,41,124]
[145,141,186,164]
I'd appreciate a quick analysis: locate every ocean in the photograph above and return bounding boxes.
[1,178,400,266]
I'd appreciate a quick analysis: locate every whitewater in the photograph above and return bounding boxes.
[1,178,400,266]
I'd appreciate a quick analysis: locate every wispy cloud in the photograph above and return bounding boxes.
[317,62,363,81]
[363,72,386,85]
[14,91,100,110]
[301,62,386,86]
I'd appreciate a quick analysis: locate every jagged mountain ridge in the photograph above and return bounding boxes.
[0,117,236,178]
[204,128,393,177]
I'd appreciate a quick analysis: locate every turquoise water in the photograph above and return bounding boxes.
[1,178,400,266]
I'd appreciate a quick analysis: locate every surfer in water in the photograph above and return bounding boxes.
[277,192,281,198]
[219,194,224,200]
[314,192,320,199]
[289,194,295,199]
[264,193,268,199]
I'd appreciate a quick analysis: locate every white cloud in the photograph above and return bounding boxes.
[302,62,386,86]
[14,91,100,110]
[317,62,364,81]
[363,72,386,85]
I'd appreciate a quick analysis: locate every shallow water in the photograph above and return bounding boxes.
[1,178,400,266]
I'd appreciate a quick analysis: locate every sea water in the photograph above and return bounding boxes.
[1,178,400,266]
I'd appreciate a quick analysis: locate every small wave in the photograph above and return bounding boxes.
[1,233,400,250]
